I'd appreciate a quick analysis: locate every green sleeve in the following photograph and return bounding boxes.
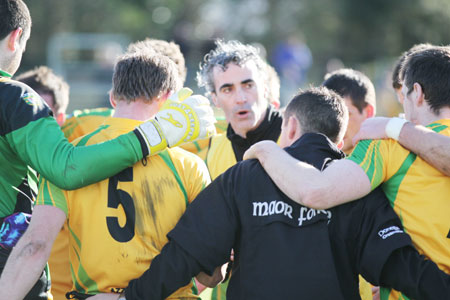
[7,116,145,190]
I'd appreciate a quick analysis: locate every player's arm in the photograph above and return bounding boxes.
[195,266,225,288]
[243,140,371,209]
[0,205,65,300]
[354,189,450,299]
[353,117,450,176]
[379,247,450,299]
[9,88,215,190]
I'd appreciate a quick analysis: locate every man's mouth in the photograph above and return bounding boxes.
[236,110,250,117]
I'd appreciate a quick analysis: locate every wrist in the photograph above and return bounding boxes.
[385,117,408,141]
[136,120,168,155]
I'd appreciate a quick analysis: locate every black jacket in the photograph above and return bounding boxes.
[125,133,450,300]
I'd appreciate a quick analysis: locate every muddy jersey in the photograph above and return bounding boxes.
[37,117,210,298]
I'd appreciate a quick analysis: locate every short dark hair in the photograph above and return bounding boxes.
[127,38,186,86]
[391,43,434,90]
[0,0,31,41]
[15,66,70,114]
[112,51,178,103]
[323,68,376,114]
[401,46,450,114]
[284,87,348,143]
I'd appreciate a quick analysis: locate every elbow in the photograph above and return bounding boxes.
[52,179,83,191]
[300,186,332,210]
[18,239,52,261]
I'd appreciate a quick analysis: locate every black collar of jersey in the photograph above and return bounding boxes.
[285,133,345,171]
[226,105,282,161]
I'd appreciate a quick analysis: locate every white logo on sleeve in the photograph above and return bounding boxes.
[378,226,404,239]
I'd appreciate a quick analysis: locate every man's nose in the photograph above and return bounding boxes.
[235,88,247,104]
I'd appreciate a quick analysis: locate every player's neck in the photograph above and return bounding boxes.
[419,106,450,126]
[112,99,159,121]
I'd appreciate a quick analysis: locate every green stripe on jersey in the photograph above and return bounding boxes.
[427,122,448,133]
[381,153,417,207]
[69,230,100,294]
[39,178,68,215]
[158,150,189,208]
[348,140,383,189]
[75,125,109,146]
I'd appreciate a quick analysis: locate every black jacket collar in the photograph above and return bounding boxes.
[226,106,282,161]
[285,133,345,171]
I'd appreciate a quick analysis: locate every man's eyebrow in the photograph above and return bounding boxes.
[219,83,233,90]
[241,79,255,85]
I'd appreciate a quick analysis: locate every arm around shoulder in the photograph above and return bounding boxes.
[398,122,450,176]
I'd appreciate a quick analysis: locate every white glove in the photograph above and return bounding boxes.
[136,88,216,155]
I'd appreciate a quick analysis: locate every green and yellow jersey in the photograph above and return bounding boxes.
[62,108,114,142]
[348,119,450,300]
[49,108,115,300]
[37,117,210,298]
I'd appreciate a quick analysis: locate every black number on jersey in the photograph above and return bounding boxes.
[107,167,136,242]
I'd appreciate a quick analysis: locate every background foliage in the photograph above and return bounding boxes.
[21,0,450,113]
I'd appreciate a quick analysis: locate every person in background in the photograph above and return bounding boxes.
[323,68,376,155]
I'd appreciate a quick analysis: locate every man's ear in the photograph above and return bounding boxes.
[55,113,66,127]
[155,90,171,109]
[336,140,344,150]
[363,104,375,118]
[109,92,117,108]
[8,28,23,52]
[211,92,219,107]
[412,82,425,107]
[287,116,300,141]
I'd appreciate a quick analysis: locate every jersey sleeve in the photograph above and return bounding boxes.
[353,188,413,284]
[2,83,147,190]
[347,139,388,190]
[167,168,238,273]
[36,178,68,217]
[7,117,145,190]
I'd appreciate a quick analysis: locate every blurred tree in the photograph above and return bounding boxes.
[21,0,450,107]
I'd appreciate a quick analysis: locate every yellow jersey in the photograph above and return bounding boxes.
[348,119,450,300]
[38,117,210,298]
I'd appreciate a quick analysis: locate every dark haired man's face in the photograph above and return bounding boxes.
[342,97,370,154]
[211,61,267,138]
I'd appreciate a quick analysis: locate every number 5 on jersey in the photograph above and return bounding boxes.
[107,167,136,242]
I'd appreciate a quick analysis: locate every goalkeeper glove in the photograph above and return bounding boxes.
[136,88,216,155]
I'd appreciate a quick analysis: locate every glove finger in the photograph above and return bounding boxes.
[183,95,210,106]
[198,122,217,139]
[192,105,214,118]
[168,87,193,102]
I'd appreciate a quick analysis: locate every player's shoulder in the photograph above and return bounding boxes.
[167,146,206,165]
[67,107,113,120]
[0,78,42,108]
